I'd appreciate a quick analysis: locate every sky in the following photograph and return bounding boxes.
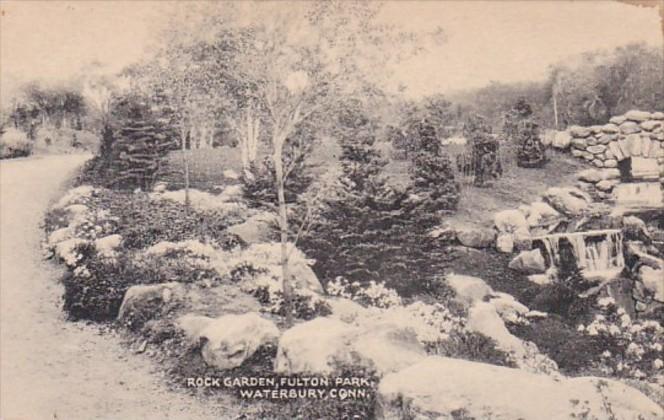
[1,0,662,104]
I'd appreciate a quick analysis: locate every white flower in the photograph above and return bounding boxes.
[608,325,621,336]
[577,324,586,332]
[601,350,612,358]
[654,359,664,370]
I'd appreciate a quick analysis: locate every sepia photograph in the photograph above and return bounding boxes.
[1,1,663,419]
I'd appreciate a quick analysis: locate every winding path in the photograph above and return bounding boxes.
[1,155,233,420]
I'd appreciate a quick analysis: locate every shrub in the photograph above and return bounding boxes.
[428,330,517,368]
[0,127,32,159]
[326,278,402,309]
[61,242,135,321]
[461,114,502,186]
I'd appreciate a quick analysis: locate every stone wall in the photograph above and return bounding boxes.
[553,110,664,185]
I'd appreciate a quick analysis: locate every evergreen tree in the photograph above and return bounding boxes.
[515,119,547,168]
[408,119,460,216]
[462,114,502,187]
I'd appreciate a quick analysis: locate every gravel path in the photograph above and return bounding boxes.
[1,155,235,420]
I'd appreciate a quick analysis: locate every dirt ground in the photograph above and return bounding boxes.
[0,155,237,420]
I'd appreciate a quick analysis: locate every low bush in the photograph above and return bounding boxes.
[428,330,517,368]
[0,127,32,159]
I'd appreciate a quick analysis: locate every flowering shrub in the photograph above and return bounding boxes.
[577,297,664,384]
[246,274,331,320]
[326,277,402,308]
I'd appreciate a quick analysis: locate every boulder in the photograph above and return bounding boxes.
[601,123,619,134]
[638,266,664,302]
[641,120,662,132]
[625,110,652,122]
[117,282,186,325]
[569,126,591,138]
[552,131,572,149]
[641,136,653,157]
[543,187,591,216]
[496,233,514,253]
[608,141,625,161]
[218,184,244,202]
[592,159,604,168]
[571,149,584,158]
[176,314,215,343]
[620,121,641,135]
[587,144,606,155]
[377,357,664,420]
[227,212,277,245]
[274,317,425,376]
[456,226,495,249]
[627,133,642,156]
[494,209,528,233]
[571,138,588,149]
[526,201,560,227]
[446,274,493,305]
[652,111,664,120]
[610,115,627,124]
[597,133,617,144]
[576,169,602,183]
[468,302,529,356]
[541,129,555,146]
[595,179,619,192]
[326,297,368,323]
[490,292,529,322]
[604,159,618,168]
[198,313,279,369]
[508,249,546,274]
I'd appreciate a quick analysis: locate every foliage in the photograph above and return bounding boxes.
[460,114,502,186]
[577,297,664,383]
[515,119,547,168]
[61,242,135,321]
[326,277,403,309]
[428,330,517,368]
[408,119,460,214]
[0,127,33,159]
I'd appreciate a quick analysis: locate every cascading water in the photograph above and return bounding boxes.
[534,229,625,280]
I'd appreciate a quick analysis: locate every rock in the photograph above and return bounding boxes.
[456,226,495,249]
[626,133,642,156]
[641,120,662,132]
[604,159,618,168]
[118,282,186,325]
[428,222,457,241]
[274,317,425,376]
[176,314,214,343]
[552,131,572,149]
[597,133,617,145]
[590,125,602,134]
[496,233,514,253]
[94,234,123,258]
[526,201,560,227]
[227,212,277,245]
[652,112,664,120]
[446,274,493,305]
[641,135,653,156]
[528,271,554,285]
[326,298,368,323]
[601,123,619,134]
[638,266,664,302]
[569,126,591,138]
[602,168,621,179]
[649,141,661,158]
[48,226,75,247]
[541,129,555,146]
[610,115,627,124]
[377,357,664,420]
[152,182,167,193]
[508,249,546,274]
[198,313,279,369]
[223,169,240,180]
[577,169,602,183]
[608,141,625,161]
[571,149,584,158]
[513,228,533,251]
[620,121,641,135]
[582,151,594,161]
[494,209,528,233]
[595,179,619,192]
[592,159,604,168]
[571,138,587,149]
[64,204,89,224]
[218,184,244,202]
[625,110,652,122]
[587,144,606,155]
[490,292,529,322]
[468,302,530,356]
[543,187,591,216]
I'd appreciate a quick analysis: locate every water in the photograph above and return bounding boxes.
[534,229,625,281]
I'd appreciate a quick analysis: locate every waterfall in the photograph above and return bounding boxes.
[535,229,624,280]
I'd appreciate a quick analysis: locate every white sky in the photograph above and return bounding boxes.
[1,0,662,103]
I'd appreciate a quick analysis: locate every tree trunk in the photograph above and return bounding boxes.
[553,89,559,130]
[181,128,190,211]
[273,132,293,326]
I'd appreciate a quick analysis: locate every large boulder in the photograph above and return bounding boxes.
[526,201,560,227]
[509,249,546,274]
[496,233,515,253]
[456,226,495,249]
[117,282,186,326]
[226,212,277,245]
[446,274,493,305]
[274,317,425,376]
[197,312,279,370]
[577,168,603,184]
[377,357,663,420]
[543,187,591,216]
[620,121,641,135]
[638,266,664,303]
